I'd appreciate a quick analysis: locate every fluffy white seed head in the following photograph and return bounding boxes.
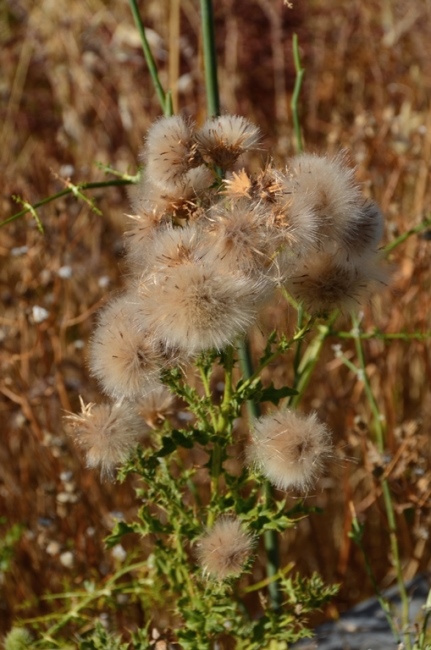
[146,224,209,276]
[130,166,214,216]
[196,115,261,169]
[239,166,320,255]
[65,398,147,479]
[138,258,265,353]
[137,386,176,429]
[248,409,332,491]
[287,153,364,249]
[89,293,171,400]
[143,115,202,193]
[285,250,387,315]
[124,211,171,277]
[206,200,282,276]
[196,517,255,580]
[343,199,385,256]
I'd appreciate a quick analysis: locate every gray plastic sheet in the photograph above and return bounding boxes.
[293,574,430,650]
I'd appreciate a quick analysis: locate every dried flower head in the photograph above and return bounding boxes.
[248,409,332,491]
[143,115,202,193]
[137,386,176,429]
[285,250,386,315]
[139,258,265,353]
[89,293,171,400]
[247,166,320,254]
[196,517,255,580]
[65,398,147,479]
[196,115,261,168]
[147,224,208,276]
[206,200,281,276]
[124,211,171,277]
[223,169,253,199]
[130,165,214,220]
[287,152,364,249]
[343,199,385,256]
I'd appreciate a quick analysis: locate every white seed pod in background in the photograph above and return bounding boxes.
[136,385,176,429]
[124,211,171,278]
[248,408,332,492]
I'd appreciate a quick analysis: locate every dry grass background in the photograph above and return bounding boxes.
[1,0,431,640]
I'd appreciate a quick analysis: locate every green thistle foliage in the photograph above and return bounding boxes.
[77,622,129,650]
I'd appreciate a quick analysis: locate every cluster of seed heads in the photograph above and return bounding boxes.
[66,113,386,579]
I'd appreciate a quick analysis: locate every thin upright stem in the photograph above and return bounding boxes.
[291,33,305,154]
[128,0,167,114]
[289,313,338,408]
[200,0,220,117]
[351,313,411,648]
[237,338,282,611]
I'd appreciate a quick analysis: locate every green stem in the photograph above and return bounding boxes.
[291,33,305,154]
[2,179,133,228]
[237,338,261,422]
[333,329,431,342]
[289,313,338,408]
[244,319,313,388]
[218,346,234,431]
[200,0,220,117]
[351,313,411,648]
[199,366,218,432]
[292,303,304,377]
[127,0,167,114]
[207,347,235,528]
[238,338,282,611]
[383,214,431,254]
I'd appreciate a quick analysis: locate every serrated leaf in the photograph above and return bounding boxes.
[156,436,177,457]
[171,429,194,449]
[259,384,298,404]
[105,521,137,548]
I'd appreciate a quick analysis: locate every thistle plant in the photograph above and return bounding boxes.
[60,111,386,649]
[6,0,428,646]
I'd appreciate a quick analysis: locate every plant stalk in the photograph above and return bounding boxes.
[352,314,411,648]
[2,179,132,228]
[291,33,304,154]
[238,338,282,611]
[200,0,220,118]
[127,0,167,114]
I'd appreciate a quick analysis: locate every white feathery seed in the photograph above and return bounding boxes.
[196,115,261,168]
[248,409,332,491]
[143,115,201,192]
[89,293,169,400]
[65,398,147,479]
[196,517,255,580]
[138,258,267,353]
